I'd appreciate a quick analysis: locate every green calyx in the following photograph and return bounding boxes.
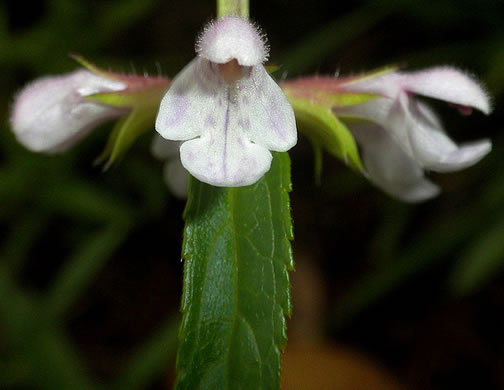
[72,54,170,168]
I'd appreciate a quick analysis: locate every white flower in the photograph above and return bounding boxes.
[155,16,297,187]
[10,69,127,153]
[334,67,492,202]
[151,135,188,199]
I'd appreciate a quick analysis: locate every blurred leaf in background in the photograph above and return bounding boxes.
[1,0,188,389]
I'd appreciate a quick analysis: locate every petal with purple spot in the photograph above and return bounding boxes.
[239,65,297,151]
[156,58,225,141]
[178,88,273,186]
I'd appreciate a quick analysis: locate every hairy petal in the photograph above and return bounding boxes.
[196,16,268,66]
[349,122,440,202]
[342,67,491,115]
[399,67,491,114]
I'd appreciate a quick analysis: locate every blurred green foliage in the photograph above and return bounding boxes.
[1,0,504,389]
[0,1,183,388]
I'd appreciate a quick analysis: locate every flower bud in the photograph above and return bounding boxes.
[10,69,127,153]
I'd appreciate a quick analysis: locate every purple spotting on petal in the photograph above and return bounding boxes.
[238,117,251,130]
[267,95,288,141]
[208,62,217,75]
[205,114,217,128]
[208,61,225,87]
[174,77,190,95]
[192,60,220,95]
[165,96,189,127]
[194,69,205,88]
[233,156,257,185]
[186,150,195,162]
[194,66,211,94]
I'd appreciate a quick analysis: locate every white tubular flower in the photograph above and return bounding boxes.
[335,67,492,202]
[151,135,188,199]
[10,70,127,153]
[155,17,297,187]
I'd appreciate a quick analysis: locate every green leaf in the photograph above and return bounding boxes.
[288,96,363,172]
[176,152,293,390]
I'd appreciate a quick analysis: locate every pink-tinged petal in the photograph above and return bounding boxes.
[404,97,492,172]
[399,67,491,114]
[10,70,126,153]
[348,122,440,202]
[156,58,225,141]
[196,17,268,66]
[239,65,297,151]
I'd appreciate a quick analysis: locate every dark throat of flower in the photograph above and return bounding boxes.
[218,59,245,84]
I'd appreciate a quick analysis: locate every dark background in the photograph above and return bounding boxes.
[1,0,504,389]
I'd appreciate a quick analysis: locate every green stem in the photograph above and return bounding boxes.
[217,0,249,18]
